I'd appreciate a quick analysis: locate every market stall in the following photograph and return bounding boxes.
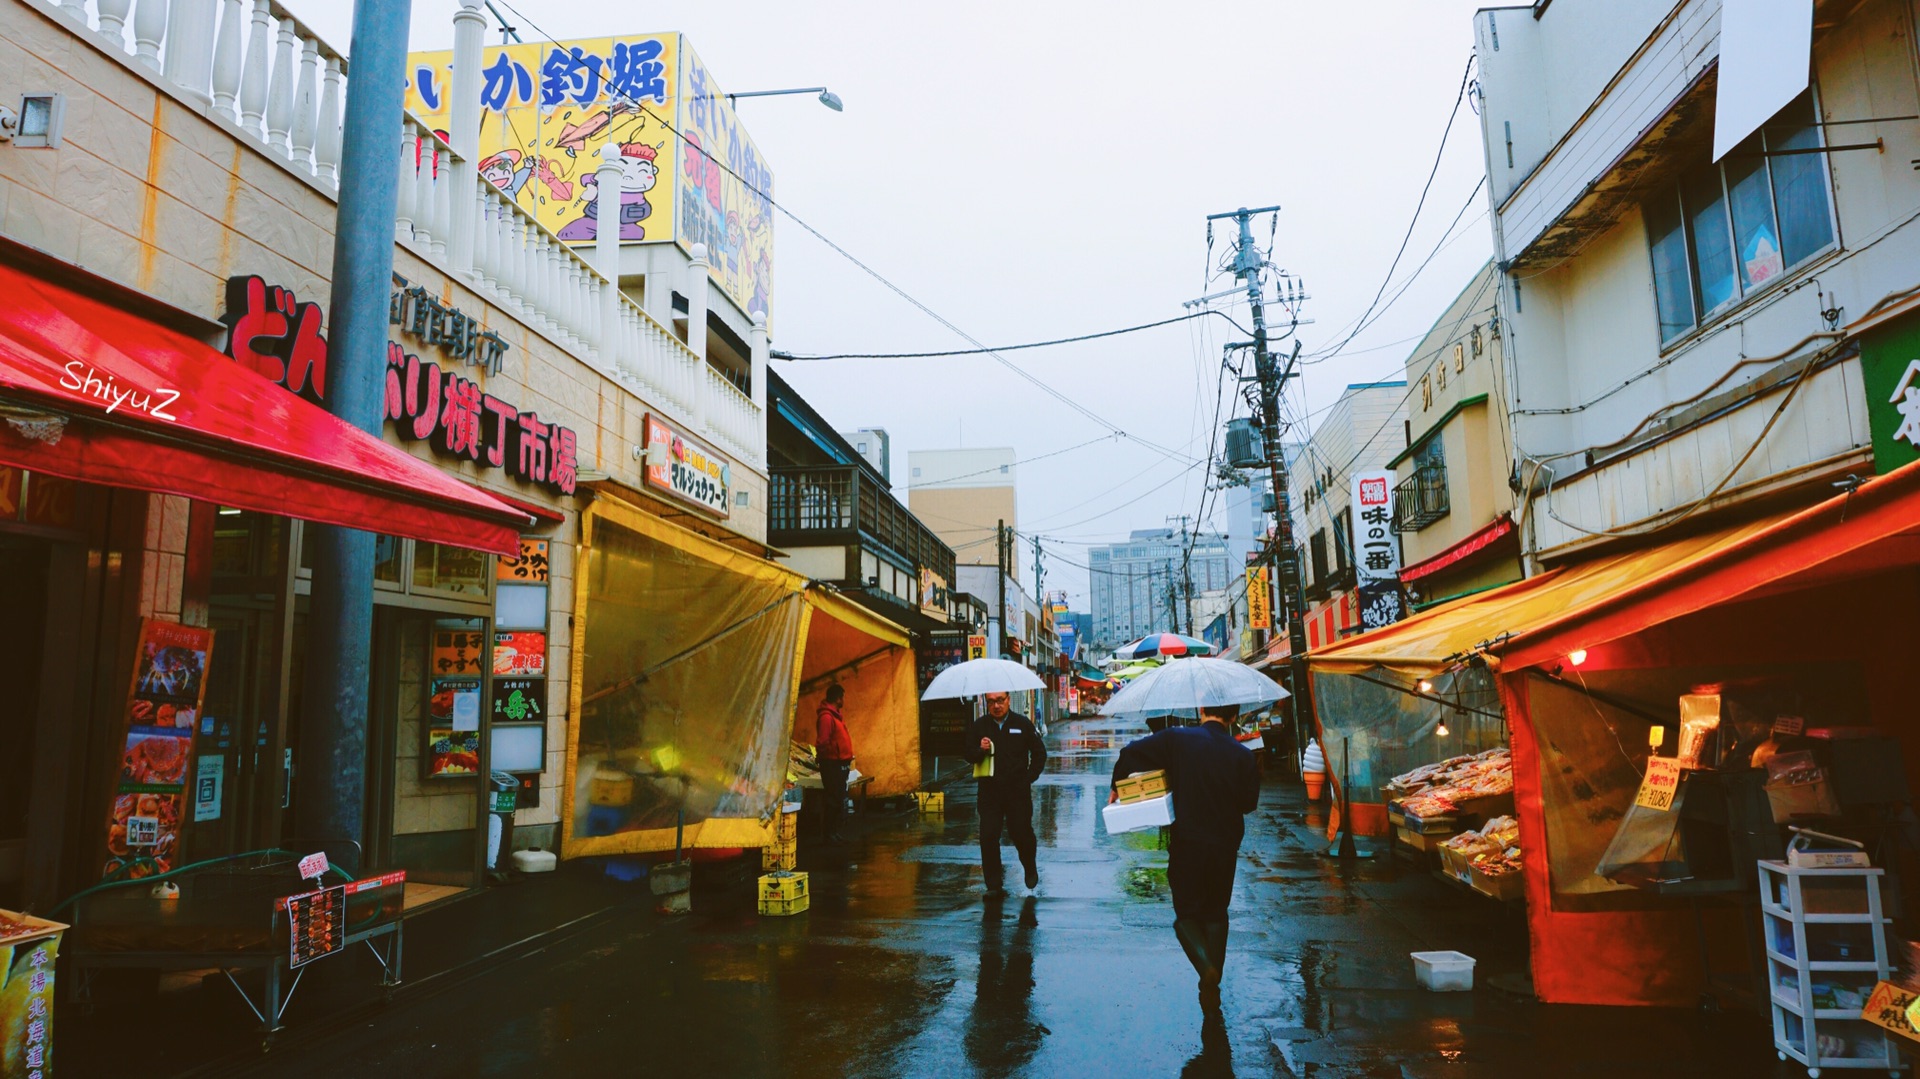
[795,593,920,798]
[1307,460,1920,1008]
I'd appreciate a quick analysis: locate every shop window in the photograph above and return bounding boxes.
[1309,529,1329,583]
[1333,508,1352,574]
[294,524,401,585]
[1643,90,1835,344]
[425,617,486,778]
[212,508,286,578]
[414,541,491,597]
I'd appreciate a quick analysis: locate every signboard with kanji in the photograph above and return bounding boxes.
[285,884,345,968]
[1861,310,1920,474]
[1246,566,1271,630]
[1349,470,1405,631]
[498,538,551,582]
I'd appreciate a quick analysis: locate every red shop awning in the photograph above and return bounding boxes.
[0,261,528,554]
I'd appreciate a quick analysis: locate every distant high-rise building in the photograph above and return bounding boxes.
[1087,528,1231,651]
[839,427,891,485]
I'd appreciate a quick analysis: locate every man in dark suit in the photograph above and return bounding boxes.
[1110,704,1260,1013]
[963,691,1048,895]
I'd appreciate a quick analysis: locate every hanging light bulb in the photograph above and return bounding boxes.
[1435,718,1451,737]
[1568,649,1589,666]
[1417,679,1434,694]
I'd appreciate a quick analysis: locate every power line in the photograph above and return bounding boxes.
[770,310,1255,361]
[1309,53,1478,364]
[487,0,1200,468]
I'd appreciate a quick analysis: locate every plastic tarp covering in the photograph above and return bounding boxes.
[1503,675,1701,1007]
[1521,674,1662,899]
[563,500,808,857]
[798,593,921,798]
[1309,666,1503,798]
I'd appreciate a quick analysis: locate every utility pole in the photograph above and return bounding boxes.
[301,0,415,868]
[1209,205,1313,806]
[996,519,1008,659]
[1032,534,1045,600]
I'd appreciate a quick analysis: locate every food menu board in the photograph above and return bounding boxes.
[493,631,546,676]
[285,884,345,968]
[497,538,551,582]
[102,619,213,880]
[428,677,483,777]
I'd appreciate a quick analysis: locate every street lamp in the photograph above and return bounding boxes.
[726,87,845,112]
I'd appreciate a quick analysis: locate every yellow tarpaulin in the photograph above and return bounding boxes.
[799,591,921,798]
[1308,521,1774,677]
[563,495,810,858]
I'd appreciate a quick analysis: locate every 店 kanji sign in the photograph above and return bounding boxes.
[643,413,730,517]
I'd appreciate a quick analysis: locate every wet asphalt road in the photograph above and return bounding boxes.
[220,714,1794,1078]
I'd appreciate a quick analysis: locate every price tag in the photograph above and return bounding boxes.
[1773,714,1806,737]
[298,851,330,881]
[1861,980,1920,1044]
[1635,757,1682,811]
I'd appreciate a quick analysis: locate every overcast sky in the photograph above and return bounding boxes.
[289,0,1497,610]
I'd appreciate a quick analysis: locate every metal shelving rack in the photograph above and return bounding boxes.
[1760,860,1905,1076]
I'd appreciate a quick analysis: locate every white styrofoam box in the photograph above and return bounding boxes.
[1411,950,1475,992]
[1102,793,1175,834]
[511,847,558,873]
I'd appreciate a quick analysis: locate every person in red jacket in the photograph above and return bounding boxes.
[816,684,855,843]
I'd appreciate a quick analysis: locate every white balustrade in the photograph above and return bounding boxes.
[237,0,270,137]
[290,38,318,174]
[133,0,167,71]
[209,0,242,119]
[97,0,134,48]
[264,19,295,158]
[315,57,342,185]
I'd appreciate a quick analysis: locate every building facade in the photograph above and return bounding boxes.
[1286,381,1408,649]
[1385,261,1523,608]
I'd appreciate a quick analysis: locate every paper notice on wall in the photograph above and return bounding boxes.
[1713,0,1814,161]
[193,755,224,822]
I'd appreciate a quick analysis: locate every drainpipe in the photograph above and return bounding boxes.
[302,0,414,871]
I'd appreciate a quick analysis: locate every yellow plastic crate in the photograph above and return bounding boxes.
[911,791,945,813]
[758,870,808,904]
[762,845,797,872]
[775,807,799,843]
[760,892,810,916]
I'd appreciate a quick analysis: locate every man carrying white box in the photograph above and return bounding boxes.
[1108,704,1260,1014]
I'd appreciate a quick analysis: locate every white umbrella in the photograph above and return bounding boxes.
[1102,657,1289,718]
[920,658,1048,701]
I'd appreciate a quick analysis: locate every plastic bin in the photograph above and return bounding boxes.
[1411,950,1475,992]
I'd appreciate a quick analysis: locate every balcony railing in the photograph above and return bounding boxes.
[768,466,956,585]
[1394,463,1451,532]
[54,0,765,469]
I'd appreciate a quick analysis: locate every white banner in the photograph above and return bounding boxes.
[1713,0,1814,162]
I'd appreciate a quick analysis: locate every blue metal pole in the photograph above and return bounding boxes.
[301,0,414,867]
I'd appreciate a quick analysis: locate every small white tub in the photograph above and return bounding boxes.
[1410,950,1475,992]
[511,847,558,873]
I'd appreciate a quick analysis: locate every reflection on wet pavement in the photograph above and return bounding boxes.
[230,714,1793,1079]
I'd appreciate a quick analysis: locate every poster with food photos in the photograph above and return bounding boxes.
[428,677,484,777]
[102,620,213,880]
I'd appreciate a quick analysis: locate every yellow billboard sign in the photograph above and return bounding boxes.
[1246,566,1271,630]
[405,34,773,324]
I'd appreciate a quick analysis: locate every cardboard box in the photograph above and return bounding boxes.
[758,871,809,904]
[1767,778,1842,823]
[1395,826,1447,853]
[1469,865,1524,902]
[1102,793,1174,834]
[1114,769,1169,803]
[1438,846,1475,884]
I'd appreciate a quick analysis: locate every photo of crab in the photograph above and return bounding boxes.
[120,729,191,788]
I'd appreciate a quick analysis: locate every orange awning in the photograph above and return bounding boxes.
[1311,458,1920,676]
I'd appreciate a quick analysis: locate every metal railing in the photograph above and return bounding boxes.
[1394,463,1451,532]
[768,466,956,585]
[57,0,766,469]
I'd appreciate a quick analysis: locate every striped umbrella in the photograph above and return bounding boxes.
[1112,633,1214,660]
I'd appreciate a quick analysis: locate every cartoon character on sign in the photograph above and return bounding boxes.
[557,143,658,241]
[479,149,537,201]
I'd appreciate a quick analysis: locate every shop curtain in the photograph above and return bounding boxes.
[1309,665,1504,796]
[799,593,920,798]
[563,503,809,857]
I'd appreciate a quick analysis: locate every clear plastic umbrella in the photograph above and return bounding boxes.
[920,658,1047,700]
[1102,657,1289,718]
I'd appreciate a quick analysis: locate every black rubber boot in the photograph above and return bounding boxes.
[1203,922,1229,984]
[1174,919,1220,985]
